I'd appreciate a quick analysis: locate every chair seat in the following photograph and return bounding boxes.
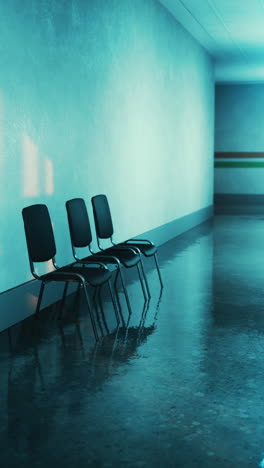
[123,243,157,257]
[95,247,140,268]
[43,265,112,287]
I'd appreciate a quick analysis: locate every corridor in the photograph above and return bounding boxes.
[0,214,263,467]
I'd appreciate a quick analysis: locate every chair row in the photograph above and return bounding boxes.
[22,194,163,342]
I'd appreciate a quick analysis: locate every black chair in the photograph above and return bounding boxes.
[91,198,151,300]
[22,204,120,341]
[91,194,163,289]
[66,198,145,317]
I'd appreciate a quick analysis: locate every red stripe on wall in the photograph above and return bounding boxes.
[215,152,264,159]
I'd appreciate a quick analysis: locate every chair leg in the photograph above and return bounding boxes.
[114,268,120,290]
[97,286,109,334]
[154,253,163,288]
[75,322,86,358]
[141,295,150,322]
[139,257,151,298]
[107,279,120,326]
[113,269,122,307]
[62,281,69,303]
[58,282,69,320]
[93,287,105,336]
[137,263,148,301]
[83,283,99,342]
[35,281,45,318]
[119,267,133,316]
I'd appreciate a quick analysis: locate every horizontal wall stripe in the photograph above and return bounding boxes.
[215,161,264,168]
[214,194,264,204]
[214,194,264,214]
[215,159,263,163]
[215,152,264,159]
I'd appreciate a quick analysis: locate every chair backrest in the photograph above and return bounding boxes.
[22,204,56,263]
[66,198,92,248]
[91,194,114,239]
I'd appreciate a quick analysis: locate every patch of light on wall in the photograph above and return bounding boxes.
[22,134,39,197]
[45,158,54,195]
[46,260,54,273]
[26,293,38,308]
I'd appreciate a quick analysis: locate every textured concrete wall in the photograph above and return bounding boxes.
[0,0,214,293]
[215,84,264,194]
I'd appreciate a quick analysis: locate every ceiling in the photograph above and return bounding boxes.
[159,0,264,82]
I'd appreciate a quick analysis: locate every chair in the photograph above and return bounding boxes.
[91,194,163,289]
[65,198,144,317]
[22,204,120,341]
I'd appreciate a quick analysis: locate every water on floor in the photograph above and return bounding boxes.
[1,214,264,467]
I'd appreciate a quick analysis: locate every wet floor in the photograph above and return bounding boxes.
[1,214,264,467]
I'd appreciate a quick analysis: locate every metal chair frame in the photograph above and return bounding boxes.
[70,238,133,315]
[91,197,151,299]
[65,198,145,317]
[121,238,163,288]
[95,239,150,300]
[91,194,162,295]
[22,204,120,342]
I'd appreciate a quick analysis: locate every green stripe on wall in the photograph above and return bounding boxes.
[215,161,264,168]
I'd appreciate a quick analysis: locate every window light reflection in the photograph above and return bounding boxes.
[22,134,39,197]
[45,158,54,195]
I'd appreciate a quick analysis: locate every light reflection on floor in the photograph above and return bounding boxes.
[1,215,264,467]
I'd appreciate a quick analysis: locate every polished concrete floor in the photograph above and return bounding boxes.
[1,214,264,467]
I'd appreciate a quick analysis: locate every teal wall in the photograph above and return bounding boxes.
[0,0,214,292]
[215,85,264,152]
[215,84,264,194]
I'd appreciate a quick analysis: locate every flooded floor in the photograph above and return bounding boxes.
[1,214,264,467]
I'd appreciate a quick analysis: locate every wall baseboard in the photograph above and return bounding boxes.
[214,194,264,214]
[134,205,213,246]
[0,204,213,332]
[214,194,264,205]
